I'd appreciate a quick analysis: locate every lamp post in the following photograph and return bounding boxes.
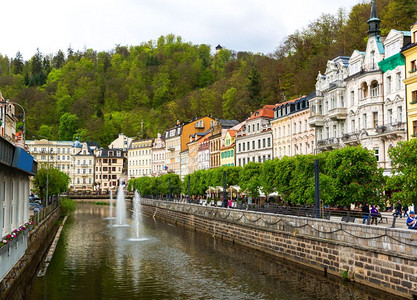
[0,100,26,144]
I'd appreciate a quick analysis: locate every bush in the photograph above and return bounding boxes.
[61,197,77,215]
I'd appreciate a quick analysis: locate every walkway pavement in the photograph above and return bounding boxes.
[328,211,410,230]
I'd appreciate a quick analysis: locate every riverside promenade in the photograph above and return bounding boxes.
[140,198,417,299]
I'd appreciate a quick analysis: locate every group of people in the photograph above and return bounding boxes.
[361,201,417,230]
[361,203,380,225]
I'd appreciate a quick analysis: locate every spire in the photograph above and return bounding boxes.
[367,0,381,37]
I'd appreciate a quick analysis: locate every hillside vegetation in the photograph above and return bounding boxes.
[0,0,415,147]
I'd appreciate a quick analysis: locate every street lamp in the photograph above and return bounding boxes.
[0,100,26,143]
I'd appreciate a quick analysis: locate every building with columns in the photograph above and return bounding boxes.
[308,56,350,152]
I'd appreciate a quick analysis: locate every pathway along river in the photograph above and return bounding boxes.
[28,203,400,300]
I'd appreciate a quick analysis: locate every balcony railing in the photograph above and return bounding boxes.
[328,107,347,120]
[317,138,340,148]
[308,113,324,127]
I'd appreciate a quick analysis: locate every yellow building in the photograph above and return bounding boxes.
[220,130,236,166]
[403,22,417,138]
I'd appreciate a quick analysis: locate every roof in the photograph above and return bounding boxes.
[97,148,124,158]
[248,105,276,120]
[217,119,240,128]
[375,36,385,54]
[227,129,236,137]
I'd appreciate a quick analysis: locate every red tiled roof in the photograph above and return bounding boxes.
[228,129,236,137]
[248,104,276,120]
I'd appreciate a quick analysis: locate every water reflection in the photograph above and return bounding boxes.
[28,203,401,300]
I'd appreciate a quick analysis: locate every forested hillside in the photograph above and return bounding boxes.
[0,0,415,147]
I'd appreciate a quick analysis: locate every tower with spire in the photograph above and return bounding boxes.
[367,0,381,37]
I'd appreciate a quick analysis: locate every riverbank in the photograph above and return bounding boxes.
[140,198,416,299]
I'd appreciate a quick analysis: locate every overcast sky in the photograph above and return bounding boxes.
[1,0,361,60]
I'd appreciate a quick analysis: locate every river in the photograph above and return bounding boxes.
[28,203,399,299]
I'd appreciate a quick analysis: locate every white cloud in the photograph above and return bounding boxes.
[0,0,360,59]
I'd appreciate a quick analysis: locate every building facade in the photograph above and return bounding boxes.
[152,133,166,176]
[403,23,417,139]
[236,105,274,167]
[26,140,73,179]
[96,148,125,191]
[0,136,37,281]
[70,140,97,191]
[127,138,153,179]
[209,119,239,169]
[164,123,183,175]
[220,130,237,166]
[273,96,315,158]
[198,136,210,170]
[308,56,349,153]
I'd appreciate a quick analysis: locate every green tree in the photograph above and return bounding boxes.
[59,113,79,141]
[32,166,70,204]
[387,139,417,207]
[239,162,262,198]
[325,146,384,207]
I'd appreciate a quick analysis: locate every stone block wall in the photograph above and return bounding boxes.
[141,199,417,299]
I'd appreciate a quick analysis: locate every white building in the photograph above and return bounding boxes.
[308,56,350,152]
[344,3,408,173]
[109,133,132,151]
[152,133,166,176]
[26,140,73,179]
[127,138,153,179]
[236,105,275,167]
[0,136,37,281]
[198,135,210,170]
[70,140,97,191]
[164,123,183,175]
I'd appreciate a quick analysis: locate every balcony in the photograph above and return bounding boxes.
[81,163,89,168]
[317,138,340,149]
[308,114,324,127]
[377,122,406,139]
[328,108,347,120]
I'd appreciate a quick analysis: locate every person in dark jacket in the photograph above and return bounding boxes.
[370,205,379,225]
[362,203,370,224]
[393,201,402,218]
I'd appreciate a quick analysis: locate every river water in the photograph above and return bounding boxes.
[28,203,400,300]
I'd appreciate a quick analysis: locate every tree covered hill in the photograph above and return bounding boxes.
[0,0,415,147]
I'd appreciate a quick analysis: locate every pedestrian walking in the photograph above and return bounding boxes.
[362,202,370,224]
[406,211,417,229]
[370,205,379,225]
[393,201,402,218]
[403,203,409,218]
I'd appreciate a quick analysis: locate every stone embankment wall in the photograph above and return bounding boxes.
[141,199,417,299]
[0,206,61,300]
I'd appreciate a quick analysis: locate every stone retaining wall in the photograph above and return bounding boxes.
[0,206,61,300]
[141,199,417,299]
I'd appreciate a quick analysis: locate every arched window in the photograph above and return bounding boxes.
[361,82,368,99]
[370,80,379,97]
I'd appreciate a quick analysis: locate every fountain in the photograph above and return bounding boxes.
[129,191,148,241]
[103,190,116,220]
[113,184,129,227]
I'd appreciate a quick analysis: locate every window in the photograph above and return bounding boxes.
[238,143,241,152]
[373,112,378,128]
[413,121,417,137]
[258,139,261,148]
[351,120,355,132]
[396,72,401,90]
[247,141,250,150]
[412,91,417,104]
[363,114,367,129]
[387,76,391,93]
[370,81,379,97]
[263,138,266,148]
[412,60,417,73]
[267,137,271,147]
[370,51,375,70]
[361,82,368,99]
[252,140,255,149]
[388,109,392,125]
[398,107,403,123]
[374,148,379,161]
[257,123,259,131]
